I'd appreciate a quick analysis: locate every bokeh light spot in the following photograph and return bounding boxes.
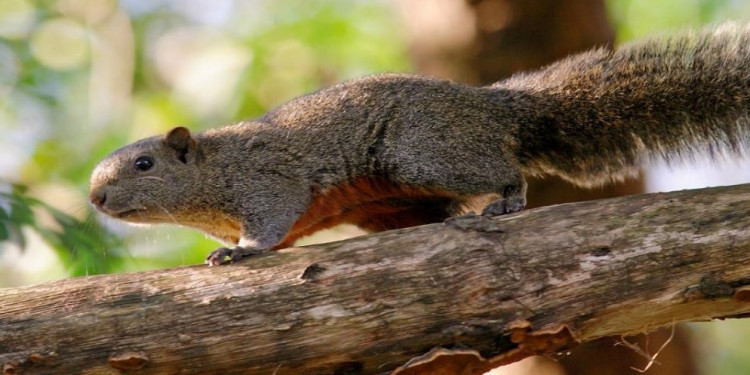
[0,0,36,39]
[30,18,90,71]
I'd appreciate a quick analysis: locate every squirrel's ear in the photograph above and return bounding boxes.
[164,126,197,164]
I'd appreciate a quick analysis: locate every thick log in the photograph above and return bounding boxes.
[2,184,750,375]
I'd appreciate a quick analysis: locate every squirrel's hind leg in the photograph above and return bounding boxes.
[388,140,528,216]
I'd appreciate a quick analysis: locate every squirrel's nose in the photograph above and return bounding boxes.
[89,188,107,208]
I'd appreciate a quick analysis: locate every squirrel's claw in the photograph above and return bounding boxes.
[481,197,526,216]
[205,246,266,266]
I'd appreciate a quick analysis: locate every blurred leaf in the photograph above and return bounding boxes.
[0,206,8,241]
[0,183,127,275]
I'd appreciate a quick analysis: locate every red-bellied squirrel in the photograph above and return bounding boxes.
[89,24,750,265]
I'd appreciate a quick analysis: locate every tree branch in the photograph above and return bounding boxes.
[2,184,750,375]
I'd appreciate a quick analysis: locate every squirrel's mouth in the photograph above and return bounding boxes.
[113,208,147,219]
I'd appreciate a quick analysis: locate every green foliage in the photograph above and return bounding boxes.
[607,0,750,41]
[0,183,127,275]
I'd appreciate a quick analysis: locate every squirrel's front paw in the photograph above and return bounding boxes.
[205,246,267,266]
[482,196,526,216]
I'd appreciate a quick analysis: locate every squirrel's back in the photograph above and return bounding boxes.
[502,23,750,186]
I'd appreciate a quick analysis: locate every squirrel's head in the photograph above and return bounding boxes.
[89,126,202,224]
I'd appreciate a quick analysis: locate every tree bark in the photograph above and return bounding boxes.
[2,184,750,375]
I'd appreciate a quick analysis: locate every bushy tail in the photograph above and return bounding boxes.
[499,23,750,186]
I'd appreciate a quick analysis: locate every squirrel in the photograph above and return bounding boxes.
[90,23,750,266]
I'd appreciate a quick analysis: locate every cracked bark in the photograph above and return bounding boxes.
[1,183,750,375]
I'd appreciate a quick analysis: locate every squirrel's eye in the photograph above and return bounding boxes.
[134,156,154,172]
